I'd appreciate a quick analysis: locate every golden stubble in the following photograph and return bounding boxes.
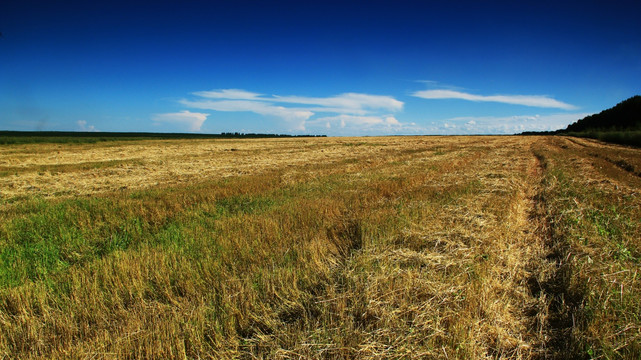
[1,135,639,359]
[0,136,490,201]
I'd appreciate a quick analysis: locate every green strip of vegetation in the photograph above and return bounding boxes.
[0,172,287,288]
[0,131,326,145]
[538,146,641,359]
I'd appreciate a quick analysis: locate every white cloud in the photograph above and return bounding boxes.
[309,114,421,135]
[313,114,396,127]
[412,89,577,110]
[426,113,592,135]
[178,89,406,134]
[188,90,403,114]
[76,120,97,132]
[192,89,262,100]
[384,116,400,125]
[179,99,313,131]
[152,110,209,131]
[272,93,403,113]
[180,99,268,112]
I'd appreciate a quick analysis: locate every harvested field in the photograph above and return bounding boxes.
[0,136,639,359]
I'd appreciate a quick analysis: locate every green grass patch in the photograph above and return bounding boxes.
[536,146,641,359]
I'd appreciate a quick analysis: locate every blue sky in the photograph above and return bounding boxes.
[2,1,640,135]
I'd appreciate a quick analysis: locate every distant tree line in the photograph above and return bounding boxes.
[0,131,327,145]
[520,95,641,147]
[217,132,326,138]
[563,95,641,132]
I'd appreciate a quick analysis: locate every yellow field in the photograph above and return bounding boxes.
[0,136,639,359]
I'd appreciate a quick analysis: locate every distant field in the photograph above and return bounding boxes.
[0,136,639,359]
[0,131,323,145]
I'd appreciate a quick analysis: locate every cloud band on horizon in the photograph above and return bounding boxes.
[412,89,577,110]
[425,112,591,135]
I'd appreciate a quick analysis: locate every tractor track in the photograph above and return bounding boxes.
[528,147,586,360]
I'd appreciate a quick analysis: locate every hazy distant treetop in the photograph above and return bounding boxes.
[564,95,641,132]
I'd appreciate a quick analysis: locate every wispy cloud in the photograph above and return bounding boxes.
[152,110,209,131]
[192,89,262,100]
[178,89,406,133]
[413,89,577,110]
[191,90,403,113]
[312,114,401,128]
[179,99,313,131]
[272,93,403,113]
[76,120,98,132]
[425,113,591,135]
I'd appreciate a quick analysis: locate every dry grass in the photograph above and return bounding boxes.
[531,136,641,359]
[0,138,406,200]
[0,135,639,359]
